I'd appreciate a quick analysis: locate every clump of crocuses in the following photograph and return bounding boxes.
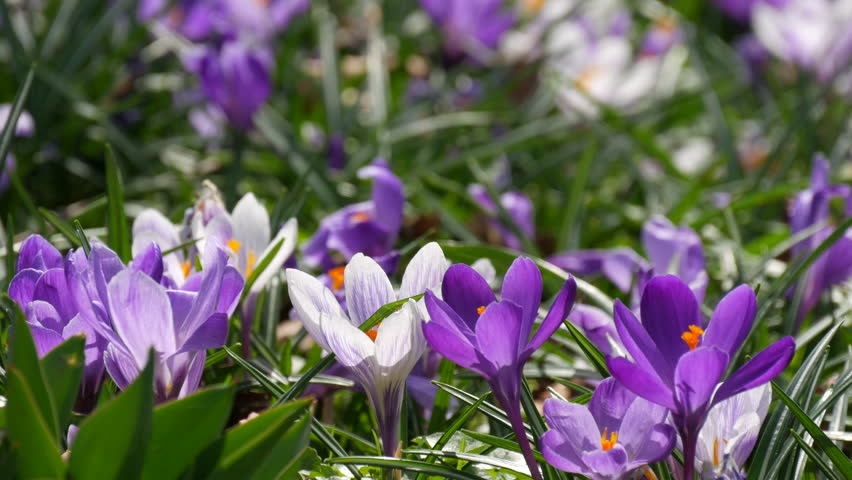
[423,257,577,480]
[606,275,794,480]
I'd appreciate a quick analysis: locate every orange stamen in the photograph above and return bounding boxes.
[227,238,242,253]
[713,438,720,467]
[600,428,618,451]
[328,266,345,291]
[681,325,704,350]
[477,305,486,315]
[181,259,192,278]
[351,212,370,223]
[366,323,381,342]
[246,249,257,278]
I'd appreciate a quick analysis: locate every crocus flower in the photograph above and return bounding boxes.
[303,159,404,274]
[8,235,106,412]
[788,154,852,322]
[138,0,226,42]
[419,0,515,62]
[712,0,786,22]
[423,258,577,480]
[187,40,273,131]
[76,242,243,402]
[286,242,448,457]
[606,275,795,480]
[694,384,771,479]
[541,378,676,480]
[0,103,34,193]
[221,0,309,42]
[468,184,535,250]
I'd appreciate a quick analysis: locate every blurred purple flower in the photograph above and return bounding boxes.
[607,275,794,480]
[221,0,309,41]
[423,258,577,480]
[735,34,771,83]
[303,159,404,273]
[0,103,34,193]
[9,235,106,412]
[138,0,226,42]
[541,378,676,480]
[788,154,852,322]
[327,132,346,171]
[567,304,619,357]
[469,184,535,251]
[640,17,682,56]
[419,0,515,61]
[712,0,787,22]
[188,41,272,131]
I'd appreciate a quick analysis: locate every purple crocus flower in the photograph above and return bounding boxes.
[187,40,272,131]
[138,0,226,42]
[712,0,787,22]
[567,304,620,356]
[419,0,515,62]
[468,184,535,250]
[423,258,577,480]
[541,378,676,480]
[303,159,404,274]
[286,242,448,457]
[606,275,795,480]
[694,384,771,479]
[221,0,309,42]
[0,103,34,193]
[788,154,852,322]
[75,242,243,402]
[8,235,106,413]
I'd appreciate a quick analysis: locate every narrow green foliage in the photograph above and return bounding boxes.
[105,144,131,262]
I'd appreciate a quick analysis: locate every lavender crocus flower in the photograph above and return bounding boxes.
[187,40,273,131]
[0,103,34,193]
[788,154,852,322]
[78,242,243,402]
[8,235,106,412]
[606,275,795,480]
[138,0,225,42]
[423,258,577,480]
[541,378,676,480]
[469,184,535,250]
[221,0,309,42]
[303,159,404,274]
[419,0,515,62]
[694,384,771,479]
[286,242,448,457]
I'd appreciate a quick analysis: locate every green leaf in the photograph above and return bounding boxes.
[432,381,517,432]
[40,336,85,431]
[105,144,131,262]
[404,449,534,479]
[329,456,486,480]
[250,409,312,480]
[770,382,852,477]
[563,320,610,378]
[5,368,66,479]
[141,385,235,480]
[0,65,35,177]
[415,393,490,480]
[240,237,285,301]
[73,220,92,256]
[8,308,59,442]
[38,208,83,249]
[460,430,546,463]
[193,398,311,480]
[789,429,843,480]
[69,350,155,480]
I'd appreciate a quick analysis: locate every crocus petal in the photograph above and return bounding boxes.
[397,242,447,299]
[249,218,297,295]
[375,301,425,373]
[588,377,637,435]
[28,322,65,357]
[104,343,139,391]
[132,209,184,283]
[32,268,76,323]
[178,244,227,343]
[25,301,64,332]
[543,398,599,452]
[441,264,496,328]
[474,301,523,369]
[178,313,228,353]
[607,356,677,410]
[702,284,756,359]
[540,430,588,475]
[344,253,396,326]
[231,192,272,274]
[17,234,63,271]
[713,337,795,405]
[568,304,618,356]
[130,242,165,283]
[422,321,481,372]
[822,234,852,286]
[525,276,577,356]
[285,268,347,351]
[581,445,628,476]
[217,266,245,316]
[500,257,543,346]
[91,243,126,314]
[177,351,206,399]
[640,275,702,366]
[321,312,377,389]
[674,347,728,418]
[612,299,673,384]
[619,398,674,463]
[9,269,41,309]
[107,269,176,368]
[358,159,404,234]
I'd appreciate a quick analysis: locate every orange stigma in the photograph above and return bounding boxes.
[181,259,192,278]
[601,429,618,451]
[681,325,704,350]
[328,266,345,291]
[477,305,486,315]
[227,238,242,253]
[350,212,370,223]
[366,323,381,342]
[246,249,257,278]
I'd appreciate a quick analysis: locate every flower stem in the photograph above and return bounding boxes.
[502,395,543,480]
[681,430,698,480]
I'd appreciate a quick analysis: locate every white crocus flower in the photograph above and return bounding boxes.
[695,383,772,479]
[286,242,448,456]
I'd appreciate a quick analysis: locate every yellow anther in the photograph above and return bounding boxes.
[328,266,345,291]
[713,438,720,467]
[246,249,257,278]
[477,305,486,315]
[181,259,192,278]
[351,212,371,223]
[366,323,381,342]
[600,428,618,451]
[227,238,242,253]
[681,325,704,350]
